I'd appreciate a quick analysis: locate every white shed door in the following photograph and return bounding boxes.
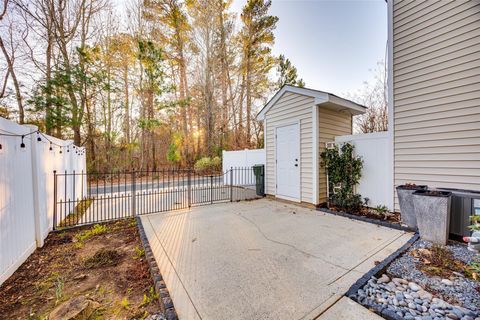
[276,123,300,201]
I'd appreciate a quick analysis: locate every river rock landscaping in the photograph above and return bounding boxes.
[0,219,163,320]
[356,239,480,320]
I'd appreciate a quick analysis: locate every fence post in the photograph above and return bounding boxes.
[131,170,137,216]
[187,170,192,208]
[53,170,57,230]
[230,167,233,202]
[210,175,213,204]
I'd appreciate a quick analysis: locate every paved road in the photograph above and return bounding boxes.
[74,186,257,225]
[87,178,254,195]
[141,198,414,320]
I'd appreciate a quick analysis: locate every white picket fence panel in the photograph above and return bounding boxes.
[335,131,393,211]
[0,117,86,285]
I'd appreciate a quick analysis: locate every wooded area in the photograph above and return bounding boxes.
[0,0,305,171]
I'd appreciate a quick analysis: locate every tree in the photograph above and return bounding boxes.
[144,0,192,155]
[137,39,168,169]
[1,0,283,171]
[239,0,278,146]
[352,61,388,133]
[0,0,25,123]
[276,54,305,89]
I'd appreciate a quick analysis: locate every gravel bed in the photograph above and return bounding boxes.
[387,240,480,311]
[358,274,479,320]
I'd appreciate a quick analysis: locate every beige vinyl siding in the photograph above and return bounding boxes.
[318,106,352,203]
[264,91,314,203]
[393,0,480,210]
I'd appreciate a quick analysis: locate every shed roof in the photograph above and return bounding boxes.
[256,85,366,121]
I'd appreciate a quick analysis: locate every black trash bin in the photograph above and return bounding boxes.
[252,165,265,196]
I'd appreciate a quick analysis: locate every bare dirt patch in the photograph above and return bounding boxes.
[0,219,161,319]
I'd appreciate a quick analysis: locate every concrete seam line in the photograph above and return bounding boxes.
[310,233,416,320]
[310,294,344,320]
[326,231,407,286]
[145,215,204,320]
[234,212,354,272]
[344,234,420,320]
[136,216,179,320]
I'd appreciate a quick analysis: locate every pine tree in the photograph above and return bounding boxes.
[276,54,305,89]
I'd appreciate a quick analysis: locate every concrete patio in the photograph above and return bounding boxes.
[141,198,413,320]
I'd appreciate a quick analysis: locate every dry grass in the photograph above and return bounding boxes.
[411,245,466,279]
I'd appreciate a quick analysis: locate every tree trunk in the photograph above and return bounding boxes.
[0,36,24,124]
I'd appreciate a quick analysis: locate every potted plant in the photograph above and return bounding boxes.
[412,189,452,245]
[396,183,428,228]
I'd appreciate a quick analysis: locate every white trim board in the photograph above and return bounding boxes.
[256,85,366,121]
[312,104,319,205]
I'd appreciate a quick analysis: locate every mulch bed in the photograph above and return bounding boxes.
[327,205,402,225]
[0,219,161,319]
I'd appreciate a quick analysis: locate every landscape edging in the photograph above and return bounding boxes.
[136,216,178,320]
[317,207,416,232]
[345,233,420,320]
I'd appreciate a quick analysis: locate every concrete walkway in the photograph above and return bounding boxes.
[141,198,413,320]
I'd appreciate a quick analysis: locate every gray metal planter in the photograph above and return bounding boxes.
[413,190,452,245]
[396,185,428,229]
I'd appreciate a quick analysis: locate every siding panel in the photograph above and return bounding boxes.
[393,0,480,211]
[265,92,314,203]
[318,107,352,203]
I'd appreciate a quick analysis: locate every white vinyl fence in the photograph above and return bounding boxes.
[0,117,86,285]
[335,131,393,211]
[222,149,265,185]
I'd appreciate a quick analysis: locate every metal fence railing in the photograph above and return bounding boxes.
[53,167,260,229]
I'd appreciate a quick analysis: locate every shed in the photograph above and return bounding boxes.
[256,85,366,206]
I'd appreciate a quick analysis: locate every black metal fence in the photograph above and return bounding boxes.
[53,167,260,229]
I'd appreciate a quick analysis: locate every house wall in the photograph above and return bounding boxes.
[318,106,352,203]
[265,91,314,203]
[392,0,480,210]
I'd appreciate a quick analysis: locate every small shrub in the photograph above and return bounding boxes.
[194,156,221,173]
[321,143,363,212]
[140,287,159,307]
[133,246,145,260]
[375,205,389,214]
[469,215,480,232]
[466,261,480,281]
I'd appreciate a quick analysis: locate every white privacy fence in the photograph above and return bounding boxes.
[222,149,265,185]
[335,131,393,211]
[0,117,86,285]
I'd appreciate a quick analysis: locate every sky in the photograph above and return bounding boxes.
[115,0,388,98]
[231,0,388,98]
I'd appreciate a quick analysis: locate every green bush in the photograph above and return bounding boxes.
[194,156,222,173]
[320,143,363,212]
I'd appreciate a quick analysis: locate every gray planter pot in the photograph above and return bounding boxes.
[413,190,452,245]
[396,185,428,229]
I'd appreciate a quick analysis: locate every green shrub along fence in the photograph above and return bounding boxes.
[320,143,363,212]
